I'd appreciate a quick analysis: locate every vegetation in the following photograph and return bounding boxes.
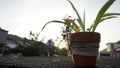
[22,41,48,56]
[42,0,120,32]
[29,31,40,41]
[22,31,48,56]
[22,32,68,56]
[54,47,68,56]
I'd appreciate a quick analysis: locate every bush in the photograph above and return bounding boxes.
[22,41,48,56]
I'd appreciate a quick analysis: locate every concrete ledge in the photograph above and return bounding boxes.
[0,56,120,68]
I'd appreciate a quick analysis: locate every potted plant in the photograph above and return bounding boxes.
[42,0,120,67]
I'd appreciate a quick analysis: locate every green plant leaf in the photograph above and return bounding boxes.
[63,18,80,32]
[99,13,120,23]
[99,16,118,23]
[83,10,86,31]
[41,20,78,32]
[71,22,80,32]
[41,20,64,31]
[67,0,85,32]
[103,13,120,17]
[91,0,116,32]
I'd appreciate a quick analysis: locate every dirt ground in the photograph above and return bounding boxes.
[0,56,120,68]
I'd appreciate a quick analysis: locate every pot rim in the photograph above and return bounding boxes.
[69,32,101,43]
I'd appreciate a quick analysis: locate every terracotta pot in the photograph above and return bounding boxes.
[69,32,100,67]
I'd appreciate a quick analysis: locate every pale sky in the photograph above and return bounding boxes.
[0,0,120,50]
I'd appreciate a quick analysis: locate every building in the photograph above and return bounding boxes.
[0,28,8,45]
[100,42,120,58]
[0,28,8,56]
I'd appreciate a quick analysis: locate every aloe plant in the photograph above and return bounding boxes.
[42,0,120,32]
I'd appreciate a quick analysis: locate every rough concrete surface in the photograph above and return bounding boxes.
[0,56,120,68]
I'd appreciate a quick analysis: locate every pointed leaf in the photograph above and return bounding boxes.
[91,0,116,32]
[99,16,118,23]
[103,13,120,17]
[41,20,65,32]
[41,20,78,32]
[67,0,85,31]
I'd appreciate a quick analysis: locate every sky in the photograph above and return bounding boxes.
[0,0,120,51]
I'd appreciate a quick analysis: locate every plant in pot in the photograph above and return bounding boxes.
[42,0,120,67]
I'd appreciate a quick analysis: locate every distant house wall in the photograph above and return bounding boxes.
[106,43,120,58]
[100,43,120,58]
[107,43,120,51]
[113,43,120,50]
[0,28,8,45]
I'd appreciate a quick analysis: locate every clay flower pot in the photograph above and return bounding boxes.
[69,32,100,67]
